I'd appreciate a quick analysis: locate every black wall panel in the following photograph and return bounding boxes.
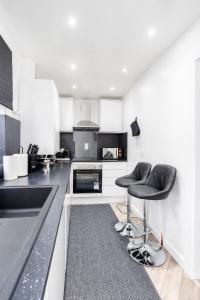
[0,115,20,177]
[97,132,127,160]
[0,35,13,110]
[60,131,127,160]
[60,132,74,158]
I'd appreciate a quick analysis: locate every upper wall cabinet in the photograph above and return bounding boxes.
[99,99,123,132]
[60,98,74,131]
[19,79,59,154]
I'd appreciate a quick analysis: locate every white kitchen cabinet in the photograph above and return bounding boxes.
[103,169,126,178]
[99,99,123,132]
[60,97,74,131]
[44,194,70,300]
[19,79,60,154]
[102,162,127,197]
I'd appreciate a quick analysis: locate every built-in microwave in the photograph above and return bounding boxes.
[73,163,102,194]
[102,147,123,160]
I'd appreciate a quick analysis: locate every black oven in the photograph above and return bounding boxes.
[73,166,102,194]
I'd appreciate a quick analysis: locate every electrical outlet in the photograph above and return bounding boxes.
[84,143,89,150]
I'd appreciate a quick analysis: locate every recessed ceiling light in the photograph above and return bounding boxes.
[72,84,77,89]
[122,67,128,73]
[68,16,77,28]
[110,86,115,91]
[147,27,156,38]
[70,63,77,71]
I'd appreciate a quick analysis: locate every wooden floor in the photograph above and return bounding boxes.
[111,203,200,300]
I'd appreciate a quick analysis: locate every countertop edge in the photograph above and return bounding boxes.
[0,162,71,300]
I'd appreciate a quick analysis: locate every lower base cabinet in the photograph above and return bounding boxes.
[44,195,70,300]
[102,162,127,197]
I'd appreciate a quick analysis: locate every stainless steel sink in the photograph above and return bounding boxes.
[0,185,58,296]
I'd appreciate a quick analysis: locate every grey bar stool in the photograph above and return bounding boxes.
[114,162,151,237]
[127,164,176,267]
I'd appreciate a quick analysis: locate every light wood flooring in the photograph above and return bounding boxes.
[111,203,200,300]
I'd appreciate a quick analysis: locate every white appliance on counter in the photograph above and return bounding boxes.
[3,155,18,180]
[3,153,28,180]
[13,153,28,177]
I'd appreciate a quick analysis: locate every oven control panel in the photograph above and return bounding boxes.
[73,162,103,170]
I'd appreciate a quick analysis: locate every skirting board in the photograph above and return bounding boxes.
[70,196,125,205]
[131,204,185,270]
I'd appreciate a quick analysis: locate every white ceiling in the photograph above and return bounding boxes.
[0,0,200,99]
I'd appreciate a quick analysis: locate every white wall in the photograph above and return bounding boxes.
[194,60,200,279]
[123,17,200,279]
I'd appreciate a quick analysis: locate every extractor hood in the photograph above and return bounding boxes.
[73,100,99,130]
[73,120,99,130]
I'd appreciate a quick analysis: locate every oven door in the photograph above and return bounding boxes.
[73,169,102,193]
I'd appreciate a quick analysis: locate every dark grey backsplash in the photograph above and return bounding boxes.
[73,130,98,158]
[60,132,74,158]
[97,132,127,160]
[60,131,127,160]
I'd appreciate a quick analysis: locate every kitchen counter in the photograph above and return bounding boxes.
[72,157,127,162]
[0,161,71,300]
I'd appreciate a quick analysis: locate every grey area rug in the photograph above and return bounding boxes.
[64,205,160,300]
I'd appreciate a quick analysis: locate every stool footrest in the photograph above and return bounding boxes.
[130,223,152,239]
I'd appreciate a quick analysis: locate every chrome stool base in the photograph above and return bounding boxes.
[114,221,126,232]
[114,191,134,236]
[128,241,166,267]
[120,223,135,237]
[114,222,136,237]
[127,238,143,251]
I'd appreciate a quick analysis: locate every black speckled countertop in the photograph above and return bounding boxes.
[72,157,127,162]
[0,161,71,300]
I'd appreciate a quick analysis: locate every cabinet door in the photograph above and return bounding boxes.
[102,162,127,197]
[60,98,73,131]
[20,79,59,154]
[44,207,65,300]
[100,100,123,132]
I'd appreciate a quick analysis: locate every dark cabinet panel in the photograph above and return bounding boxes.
[0,115,20,164]
[5,116,20,156]
[60,132,74,158]
[0,35,13,110]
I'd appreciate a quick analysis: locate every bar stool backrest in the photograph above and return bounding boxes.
[131,162,151,182]
[147,164,176,193]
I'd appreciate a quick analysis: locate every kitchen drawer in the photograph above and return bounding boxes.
[102,177,117,186]
[103,169,126,178]
[103,162,127,170]
[102,185,125,196]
